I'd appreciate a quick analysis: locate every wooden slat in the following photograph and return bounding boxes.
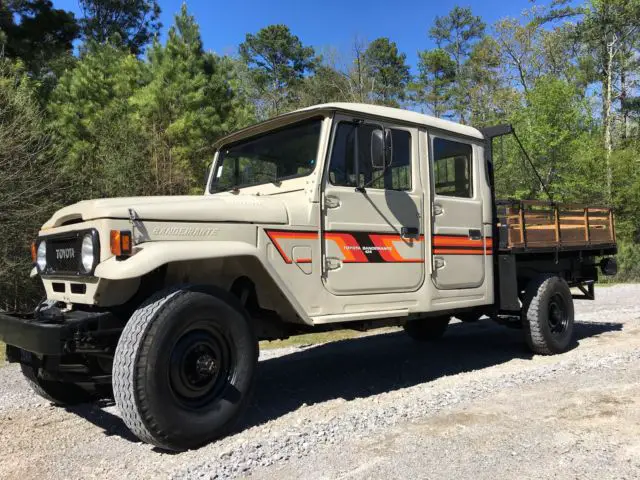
[497,200,615,250]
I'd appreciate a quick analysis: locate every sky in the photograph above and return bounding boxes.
[54,0,545,73]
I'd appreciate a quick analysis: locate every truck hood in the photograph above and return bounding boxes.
[42,195,289,229]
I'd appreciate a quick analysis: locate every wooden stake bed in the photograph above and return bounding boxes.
[496,200,616,253]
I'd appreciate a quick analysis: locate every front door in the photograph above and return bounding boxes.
[430,134,487,290]
[322,116,424,295]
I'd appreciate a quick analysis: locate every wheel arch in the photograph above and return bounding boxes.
[95,241,311,325]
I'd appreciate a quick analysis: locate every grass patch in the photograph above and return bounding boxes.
[0,342,5,367]
[259,328,394,350]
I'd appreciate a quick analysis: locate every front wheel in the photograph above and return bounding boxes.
[521,275,575,355]
[113,287,258,451]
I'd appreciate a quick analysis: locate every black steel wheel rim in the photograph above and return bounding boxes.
[168,322,235,409]
[547,294,569,335]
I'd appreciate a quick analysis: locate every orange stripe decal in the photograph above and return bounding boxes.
[369,234,424,262]
[432,234,493,256]
[266,230,318,264]
[325,232,369,263]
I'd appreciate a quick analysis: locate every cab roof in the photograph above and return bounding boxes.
[295,103,484,140]
[215,102,484,148]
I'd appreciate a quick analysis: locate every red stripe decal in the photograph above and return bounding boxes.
[265,230,318,264]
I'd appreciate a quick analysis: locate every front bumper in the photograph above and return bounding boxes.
[0,309,118,356]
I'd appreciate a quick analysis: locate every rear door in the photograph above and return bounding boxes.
[430,134,487,289]
[321,116,424,295]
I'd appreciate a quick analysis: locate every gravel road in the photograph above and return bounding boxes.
[1,284,639,479]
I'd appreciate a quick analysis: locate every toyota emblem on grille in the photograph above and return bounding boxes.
[56,248,75,260]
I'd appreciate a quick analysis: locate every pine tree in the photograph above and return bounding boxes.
[132,4,242,194]
[429,6,486,122]
[240,24,317,117]
[363,38,410,106]
[48,42,149,199]
[79,0,161,55]
[414,48,456,118]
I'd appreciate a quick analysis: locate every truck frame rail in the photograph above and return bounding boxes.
[496,200,616,253]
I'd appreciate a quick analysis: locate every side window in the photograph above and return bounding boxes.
[433,138,472,198]
[329,122,411,191]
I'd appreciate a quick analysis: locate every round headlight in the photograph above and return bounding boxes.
[81,234,94,272]
[36,241,47,271]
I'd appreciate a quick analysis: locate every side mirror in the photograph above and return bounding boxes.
[371,129,393,170]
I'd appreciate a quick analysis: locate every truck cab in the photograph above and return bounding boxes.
[0,103,617,451]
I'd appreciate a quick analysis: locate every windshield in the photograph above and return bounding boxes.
[210,118,323,193]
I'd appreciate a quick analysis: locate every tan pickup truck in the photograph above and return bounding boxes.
[0,103,617,450]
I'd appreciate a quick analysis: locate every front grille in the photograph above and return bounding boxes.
[47,237,82,273]
[39,229,100,276]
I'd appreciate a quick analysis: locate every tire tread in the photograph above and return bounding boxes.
[112,286,185,448]
[522,274,573,355]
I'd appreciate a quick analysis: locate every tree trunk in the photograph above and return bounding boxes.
[620,59,629,140]
[603,41,614,203]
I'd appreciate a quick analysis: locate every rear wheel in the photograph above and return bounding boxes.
[113,287,258,451]
[521,275,575,355]
[20,362,93,405]
[403,316,450,342]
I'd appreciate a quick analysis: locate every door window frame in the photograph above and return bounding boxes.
[323,115,417,195]
[428,132,478,202]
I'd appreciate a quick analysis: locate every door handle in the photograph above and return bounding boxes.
[469,229,482,240]
[401,227,419,238]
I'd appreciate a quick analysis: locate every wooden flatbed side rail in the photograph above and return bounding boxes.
[496,200,616,250]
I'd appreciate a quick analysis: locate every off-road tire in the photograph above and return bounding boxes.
[403,316,450,342]
[20,363,93,405]
[113,286,258,451]
[521,275,575,355]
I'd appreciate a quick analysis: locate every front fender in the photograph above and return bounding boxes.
[94,241,257,280]
[93,240,311,323]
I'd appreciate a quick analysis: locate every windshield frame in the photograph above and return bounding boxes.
[208,115,325,194]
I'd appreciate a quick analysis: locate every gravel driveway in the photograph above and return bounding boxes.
[1,284,639,479]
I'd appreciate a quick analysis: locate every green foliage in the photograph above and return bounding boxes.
[428,6,486,122]
[297,64,350,107]
[79,0,161,55]
[240,24,317,117]
[363,38,410,106]
[413,48,456,118]
[611,241,640,282]
[48,42,149,199]
[0,0,79,99]
[492,76,597,201]
[430,6,486,66]
[0,58,55,310]
[132,5,243,194]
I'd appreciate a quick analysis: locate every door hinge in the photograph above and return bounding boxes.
[325,257,341,270]
[324,195,341,209]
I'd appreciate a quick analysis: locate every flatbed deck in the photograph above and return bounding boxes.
[496,200,616,254]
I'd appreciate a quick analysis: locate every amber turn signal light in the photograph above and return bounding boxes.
[110,230,133,257]
[31,241,37,263]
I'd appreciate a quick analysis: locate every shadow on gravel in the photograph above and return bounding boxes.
[60,319,621,445]
[64,400,139,443]
[241,319,622,430]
